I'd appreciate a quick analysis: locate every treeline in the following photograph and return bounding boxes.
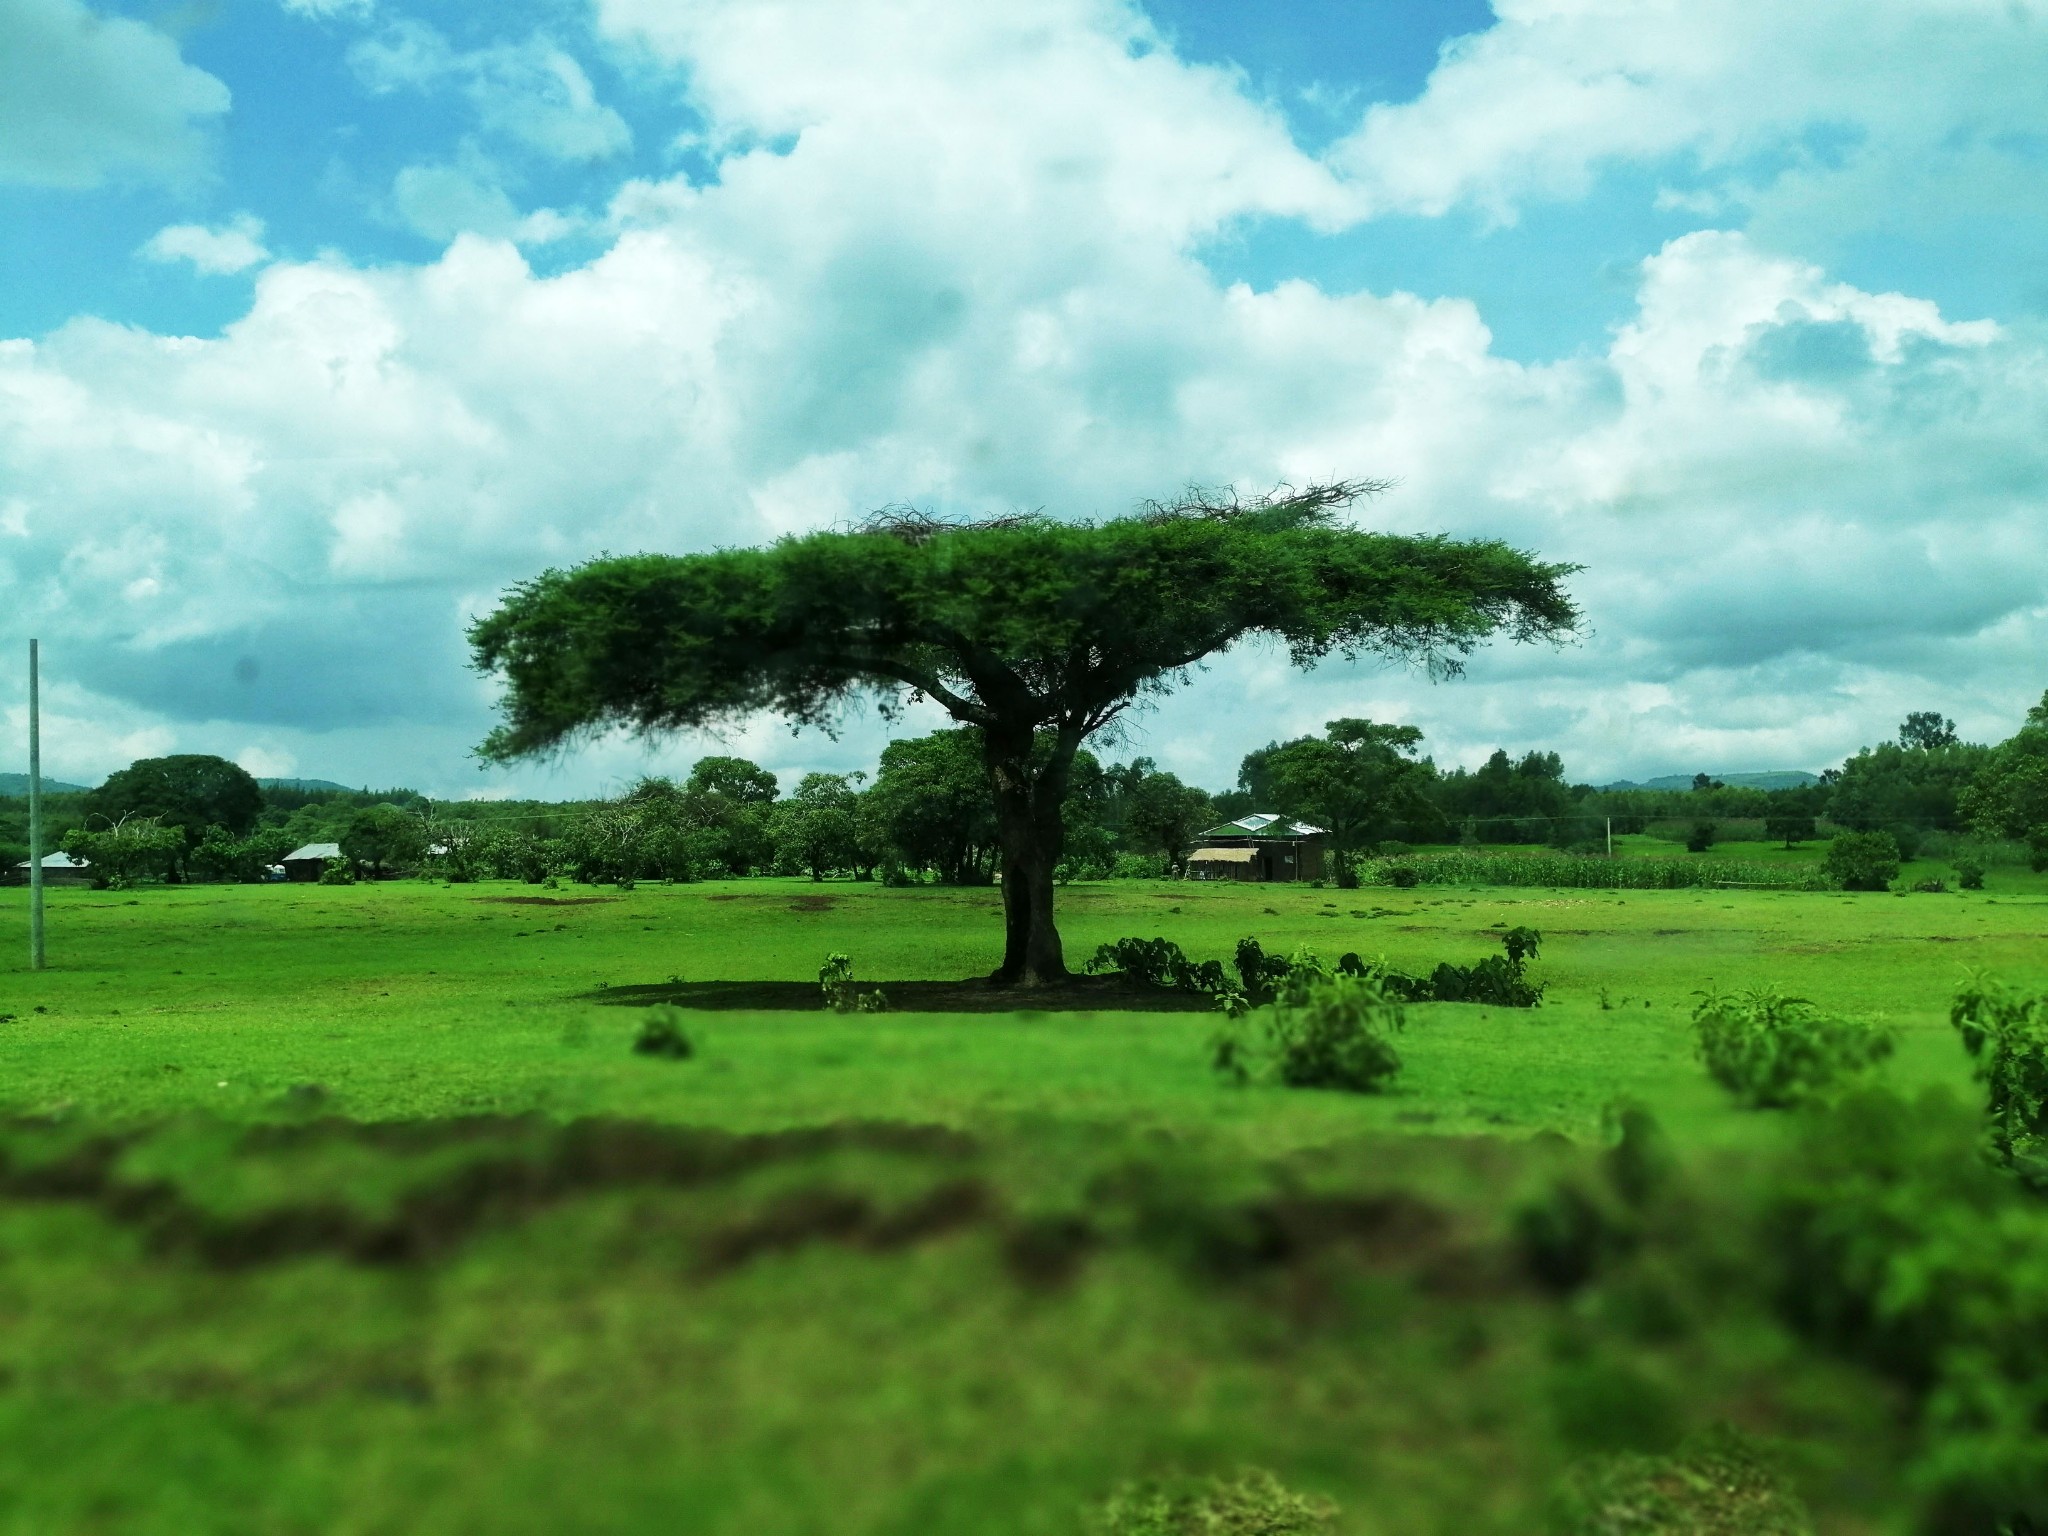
[6,694,2045,887]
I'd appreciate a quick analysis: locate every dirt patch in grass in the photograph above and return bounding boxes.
[593,974,1219,1014]
[476,896,615,907]
[788,894,838,913]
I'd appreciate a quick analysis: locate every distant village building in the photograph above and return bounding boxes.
[1187,813,1328,882]
[10,851,92,887]
[281,843,343,882]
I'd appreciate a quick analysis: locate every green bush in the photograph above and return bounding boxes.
[1956,858,1986,889]
[1691,987,1894,1108]
[1685,821,1716,853]
[1213,951,1404,1094]
[1951,974,2048,1179]
[1088,937,1231,997]
[631,1007,694,1060]
[1821,831,1901,892]
[1765,1091,2048,1533]
[818,953,887,1013]
[317,857,355,886]
[1555,1426,1813,1535]
[1094,1469,1337,1534]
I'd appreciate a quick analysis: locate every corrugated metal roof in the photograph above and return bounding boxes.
[283,843,343,863]
[14,852,88,870]
[1198,812,1328,840]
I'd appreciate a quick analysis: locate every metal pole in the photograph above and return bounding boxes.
[1605,816,1613,859]
[28,639,45,970]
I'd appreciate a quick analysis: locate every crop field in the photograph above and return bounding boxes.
[3,875,2048,1534]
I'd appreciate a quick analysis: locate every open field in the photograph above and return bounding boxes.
[3,878,2047,1533]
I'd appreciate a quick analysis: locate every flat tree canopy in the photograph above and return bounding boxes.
[470,482,1579,984]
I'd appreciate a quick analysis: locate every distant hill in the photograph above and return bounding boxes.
[258,778,355,793]
[0,773,89,796]
[1601,771,1821,792]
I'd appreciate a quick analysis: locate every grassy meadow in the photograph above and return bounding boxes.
[3,873,2047,1533]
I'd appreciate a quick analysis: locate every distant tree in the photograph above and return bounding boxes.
[1244,718,1434,882]
[340,804,425,879]
[684,756,780,805]
[1961,690,2048,870]
[190,826,296,883]
[1691,773,1725,793]
[470,481,1579,984]
[1434,749,1572,845]
[1823,830,1902,892]
[61,815,183,887]
[868,729,999,884]
[771,773,863,880]
[1899,711,1959,751]
[1121,769,1215,878]
[86,755,263,878]
[1763,811,1819,849]
[1829,738,1988,834]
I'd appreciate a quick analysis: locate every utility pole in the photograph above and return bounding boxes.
[28,639,45,970]
[1605,816,1612,859]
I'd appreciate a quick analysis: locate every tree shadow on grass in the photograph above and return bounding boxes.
[588,976,1217,1014]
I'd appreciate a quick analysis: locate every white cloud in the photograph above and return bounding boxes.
[0,0,230,189]
[1,0,2045,793]
[279,0,372,17]
[1329,0,2048,227]
[138,214,271,275]
[350,22,631,163]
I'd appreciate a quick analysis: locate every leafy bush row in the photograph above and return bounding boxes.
[1087,930,1546,1013]
[1354,852,1828,890]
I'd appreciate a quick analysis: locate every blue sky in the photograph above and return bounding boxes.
[3,0,2046,797]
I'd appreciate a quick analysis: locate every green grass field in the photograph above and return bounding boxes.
[3,876,2046,1534]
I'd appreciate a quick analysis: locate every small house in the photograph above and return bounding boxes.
[281,842,343,882]
[1188,813,1329,883]
[11,851,93,887]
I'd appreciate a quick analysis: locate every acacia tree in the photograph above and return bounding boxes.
[469,483,1579,985]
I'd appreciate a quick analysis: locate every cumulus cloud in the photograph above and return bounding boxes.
[2,0,2044,792]
[350,21,632,163]
[1330,0,2048,227]
[138,214,271,275]
[0,0,230,189]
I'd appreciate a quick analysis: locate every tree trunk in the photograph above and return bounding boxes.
[984,724,1076,986]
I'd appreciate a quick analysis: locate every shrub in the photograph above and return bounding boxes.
[1331,928,1545,1008]
[1685,821,1716,853]
[1555,1427,1812,1535]
[1266,975,1404,1092]
[1213,951,1404,1094]
[1109,852,1168,880]
[1088,937,1232,999]
[317,857,355,886]
[1951,974,2048,1179]
[631,1007,694,1060]
[1386,863,1420,888]
[1956,857,1986,889]
[1691,987,1894,1108]
[1765,1091,2048,1533]
[1095,1469,1337,1535]
[1912,877,1949,893]
[1822,831,1901,892]
[819,953,888,1013]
